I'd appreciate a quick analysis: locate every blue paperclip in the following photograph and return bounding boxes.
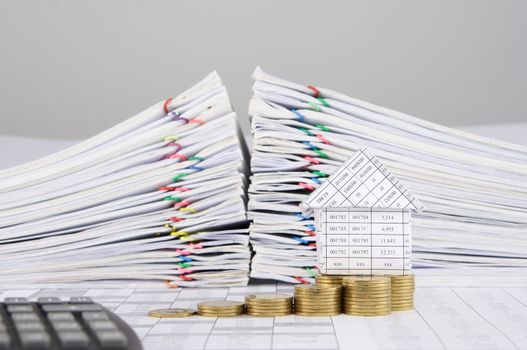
[296,213,310,221]
[291,109,305,123]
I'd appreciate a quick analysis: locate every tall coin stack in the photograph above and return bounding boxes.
[390,274,415,311]
[342,276,392,316]
[294,284,342,316]
[245,294,293,317]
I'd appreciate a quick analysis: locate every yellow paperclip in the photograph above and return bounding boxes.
[180,235,198,242]
[179,207,197,214]
[171,231,189,237]
[163,135,179,142]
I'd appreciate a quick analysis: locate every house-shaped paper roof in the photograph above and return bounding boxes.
[300,147,425,214]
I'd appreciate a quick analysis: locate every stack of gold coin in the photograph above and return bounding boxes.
[197,301,245,317]
[342,276,391,316]
[245,294,293,317]
[294,284,342,316]
[390,274,415,311]
[314,274,346,287]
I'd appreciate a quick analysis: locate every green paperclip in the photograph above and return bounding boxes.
[305,267,316,277]
[307,102,321,112]
[172,173,189,182]
[315,124,330,132]
[163,196,182,202]
[314,149,329,159]
[317,98,330,107]
[188,156,204,161]
[177,262,191,268]
[311,170,329,177]
[299,128,314,136]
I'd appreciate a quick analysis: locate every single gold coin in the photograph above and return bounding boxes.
[247,311,292,317]
[147,308,196,318]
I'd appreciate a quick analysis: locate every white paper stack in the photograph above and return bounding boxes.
[0,72,250,287]
[248,67,527,283]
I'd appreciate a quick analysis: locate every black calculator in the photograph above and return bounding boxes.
[0,297,142,350]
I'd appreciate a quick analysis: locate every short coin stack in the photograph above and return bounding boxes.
[294,284,342,316]
[342,276,392,316]
[245,294,293,316]
[197,301,245,317]
[314,274,346,287]
[390,274,415,311]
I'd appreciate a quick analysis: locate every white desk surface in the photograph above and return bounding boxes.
[1,124,526,349]
[1,270,527,350]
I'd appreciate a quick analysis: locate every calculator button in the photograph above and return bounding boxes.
[7,305,33,313]
[15,322,45,332]
[47,312,75,321]
[11,313,39,322]
[43,304,102,312]
[18,331,50,349]
[82,311,109,321]
[37,297,62,304]
[69,297,93,304]
[51,321,82,331]
[3,298,28,305]
[88,320,117,331]
[0,334,11,350]
[56,330,90,349]
[95,330,127,348]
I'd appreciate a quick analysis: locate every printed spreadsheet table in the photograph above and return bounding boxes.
[319,208,412,275]
[2,271,527,350]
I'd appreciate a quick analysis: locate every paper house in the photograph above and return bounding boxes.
[300,148,425,276]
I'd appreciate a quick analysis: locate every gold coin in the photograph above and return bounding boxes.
[247,312,292,317]
[295,311,341,316]
[245,294,293,303]
[391,274,415,281]
[198,300,244,309]
[147,308,196,318]
[294,300,341,305]
[295,284,342,292]
[198,313,242,317]
[390,302,414,307]
[346,292,392,297]
[391,306,414,310]
[246,306,292,311]
[343,276,390,283]
[347,311,391,317]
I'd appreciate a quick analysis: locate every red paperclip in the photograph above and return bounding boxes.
[174,200,191,208]
[304,156,320,165]
[173,186,189,192]
[177,267,193,274]
[189,242,203,249]
[170,154,187,161]
[169,217,185,222]
[163,98,173,114]
[315,134,330,145]
[298,182,315,191]
[305,230,316,236]
[307,85,320,98]
[159,186,175,191]
[189,119,206,125]
[175,248,190,256]
[179,274,193,281]
[294,276,309,284]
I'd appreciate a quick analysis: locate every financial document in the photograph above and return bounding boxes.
[1,270,526,350]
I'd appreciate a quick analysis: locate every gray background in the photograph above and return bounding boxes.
[0,0,526,139]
